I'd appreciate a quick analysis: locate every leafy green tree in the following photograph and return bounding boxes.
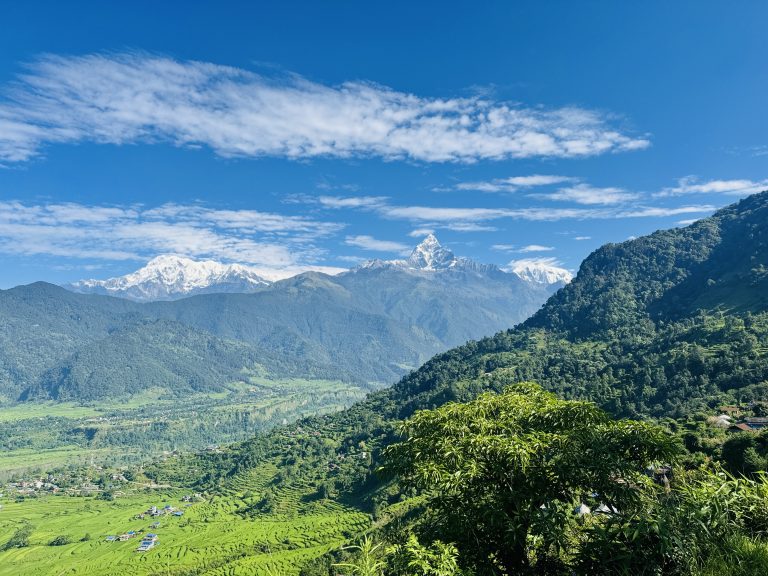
[1,524,33,551]
[383,383,679,573]
[722,433,767,477]
[388,534,464,576]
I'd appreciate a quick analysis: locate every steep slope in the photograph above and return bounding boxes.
[20,319,268,402]
[0,283,143,401]
[197,192,768,508]
[147,274,443,385]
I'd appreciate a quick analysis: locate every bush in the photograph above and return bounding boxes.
[49,534,72,546]
[1,524,32,550]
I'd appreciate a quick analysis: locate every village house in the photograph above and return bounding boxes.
[745,417,768,430]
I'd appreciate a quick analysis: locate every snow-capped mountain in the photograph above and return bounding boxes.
[404,233,458,269]
[508,259,573,285]
[359,234,494,274]
[66,236,570,303]
[66,254,273,301]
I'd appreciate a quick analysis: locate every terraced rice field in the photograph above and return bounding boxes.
[0,468,369,575]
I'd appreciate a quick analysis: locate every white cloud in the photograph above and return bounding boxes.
[336,255,366,264]
[443,222,498,232]
[0,52,650,164]
[537,183,639,205]
[454,174,575,193]
[616,205,716,218]
[491,244,516,252]
[304,189,717,230]
[344,235,410,254]
[656,177,768,197]
[0,200,343,274]
[316,196,388,209]
[408,228,435,237]
[676,218,700,226]
[574,236,591,240]
[518,244,555,252]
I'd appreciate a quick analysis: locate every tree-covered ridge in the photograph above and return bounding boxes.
[377,192,768,418]
[173,193,768,496]
[528,191,768,338]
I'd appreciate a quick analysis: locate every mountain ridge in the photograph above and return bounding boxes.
[0,235,562,402]
[65,235,570,302]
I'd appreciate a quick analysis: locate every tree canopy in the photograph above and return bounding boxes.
[383,382,679,573]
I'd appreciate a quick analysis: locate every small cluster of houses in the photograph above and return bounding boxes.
[716,405,768,433]
[136,533,159,552]
[5,479,61,495]
[106,530,136,542]
[105,531,159,551]
[137,504,184,519]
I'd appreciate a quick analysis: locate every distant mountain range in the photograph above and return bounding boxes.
[0,236,566,403]
[66,255,272,301]
[64,234,571,301]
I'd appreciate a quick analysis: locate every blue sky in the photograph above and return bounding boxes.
[0,1,766,287]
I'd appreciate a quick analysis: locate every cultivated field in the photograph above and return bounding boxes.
[0,466,369,575]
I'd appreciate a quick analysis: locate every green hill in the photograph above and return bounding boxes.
[381,191,768,419]
[204,191,768,490]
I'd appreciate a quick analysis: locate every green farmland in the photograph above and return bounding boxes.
[0,377,367,479]
[0,469,369,575]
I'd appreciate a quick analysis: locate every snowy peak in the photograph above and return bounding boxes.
[509,260,573,285]
[359,235,484,273]
[66,255,272,301]
[406,234,458,270]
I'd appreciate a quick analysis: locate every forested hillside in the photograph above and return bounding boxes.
[382,191,768,419]
[160,192,768,492]
[149,192,768,575]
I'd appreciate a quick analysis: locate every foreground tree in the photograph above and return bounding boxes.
[382,382,679,574]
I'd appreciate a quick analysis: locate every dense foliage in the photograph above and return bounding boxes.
[382,383,679,573]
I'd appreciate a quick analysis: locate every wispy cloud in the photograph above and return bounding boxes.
[655,177,768,197]
[452,174,575,193]
[316,196,388,209]
[535,183,639,205]
[0,52,650,164]
[0,200,344,274]
[310,193,716,229]
[574,236,591,240]
[518,244,554,252]
[344,235,410,254]
[615,205,716,218]
[408,228,435,238]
